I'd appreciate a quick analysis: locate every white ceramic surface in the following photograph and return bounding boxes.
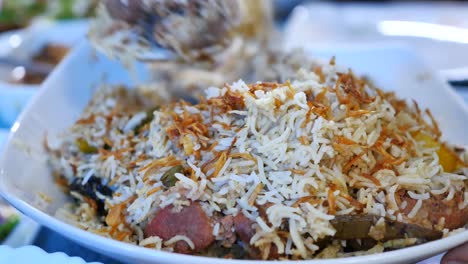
[0,41,466,264]
[0,129,41,247]
[0,87,36,128]
[0,130,7,149]
[0,245,100,264]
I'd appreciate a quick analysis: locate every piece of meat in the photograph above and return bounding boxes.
[396,190,468,230]
[233,212,255,244]
[217,215,236,248]
[222,212,282,260]
[267,244,280,260]
[220,215,236,247]
[214,213,279,259]
[234,208,280,260]
[144,202,215,253]
[331,214,442,241]
[344,238,378,252]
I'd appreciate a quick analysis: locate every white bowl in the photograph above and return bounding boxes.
[0,129,8,149]
[0,130,41,247]
[0,41,466,264]
[0,87,36,128]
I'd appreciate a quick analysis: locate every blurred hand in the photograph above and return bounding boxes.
[442,242,468,264]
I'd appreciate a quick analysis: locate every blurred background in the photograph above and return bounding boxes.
[0,0,467,263]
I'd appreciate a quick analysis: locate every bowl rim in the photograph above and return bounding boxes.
[2,184,468,264]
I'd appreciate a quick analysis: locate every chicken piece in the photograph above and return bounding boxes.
[144,202,215,253]
[214,214,236,248]
[396,190,468,230]
[233,212,255,244]
[232,212,281,260]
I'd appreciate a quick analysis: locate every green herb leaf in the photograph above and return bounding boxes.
[0,215,20,241]
[134,106,160,133]
[161,165,184,188]
[76,138,98,154]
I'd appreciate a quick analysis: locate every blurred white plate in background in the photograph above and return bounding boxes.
[0,19,88,128]
[284,2,468,72]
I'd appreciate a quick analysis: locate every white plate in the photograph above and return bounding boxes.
[0,245,99,264]
[0,41,466,264]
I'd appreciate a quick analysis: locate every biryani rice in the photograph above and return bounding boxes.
[48,57,467,259]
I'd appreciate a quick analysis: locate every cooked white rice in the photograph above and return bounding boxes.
[48,57,467,260]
